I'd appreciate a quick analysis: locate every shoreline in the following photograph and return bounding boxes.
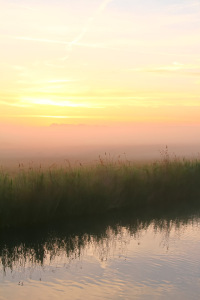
[1,155,200,229]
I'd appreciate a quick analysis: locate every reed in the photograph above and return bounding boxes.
[1,150,200,229]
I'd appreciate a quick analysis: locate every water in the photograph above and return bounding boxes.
[1,211,200,300]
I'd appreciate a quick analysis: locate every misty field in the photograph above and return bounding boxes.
[1,150,200,229]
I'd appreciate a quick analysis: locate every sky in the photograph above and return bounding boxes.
[1,0,200,126]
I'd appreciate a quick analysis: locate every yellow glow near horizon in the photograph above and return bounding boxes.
[20,97,104,108]
[1,0,200,126]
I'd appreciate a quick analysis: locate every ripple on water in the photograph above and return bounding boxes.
[1,215,200,299]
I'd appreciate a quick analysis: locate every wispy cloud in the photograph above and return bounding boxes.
[10,3,37,11]
[15,36,70,45]
[47,79,75,83]
[15,75,78,86]
[14,36,112,51]
[9,115,101,119]
[17,95,200,108]
[0,100,31,108]
[127,62,200,76]
[20,98,104,108]
[165,1,200,12]
[44,62,65,69]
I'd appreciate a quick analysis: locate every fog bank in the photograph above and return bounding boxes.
[1,123,200,169]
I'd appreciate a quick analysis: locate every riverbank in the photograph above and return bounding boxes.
[1,152,200,229]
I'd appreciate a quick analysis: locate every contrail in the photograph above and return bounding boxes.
[98,0,114,13]
[66,0,114,52]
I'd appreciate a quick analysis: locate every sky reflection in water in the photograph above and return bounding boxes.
[1,212,200,300]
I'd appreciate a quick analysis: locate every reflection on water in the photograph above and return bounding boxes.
[1,211,200,299]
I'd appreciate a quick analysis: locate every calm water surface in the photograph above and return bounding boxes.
[1,211,200,299]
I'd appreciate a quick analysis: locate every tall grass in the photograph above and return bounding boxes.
[1,149,200,228]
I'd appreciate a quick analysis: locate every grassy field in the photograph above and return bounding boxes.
[1,148,200,229]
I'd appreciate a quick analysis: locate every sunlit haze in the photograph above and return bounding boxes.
[1,0,200,163]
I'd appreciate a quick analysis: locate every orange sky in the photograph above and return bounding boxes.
[1,0,200,126]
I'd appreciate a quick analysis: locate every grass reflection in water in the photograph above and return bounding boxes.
[1,208,199,272]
